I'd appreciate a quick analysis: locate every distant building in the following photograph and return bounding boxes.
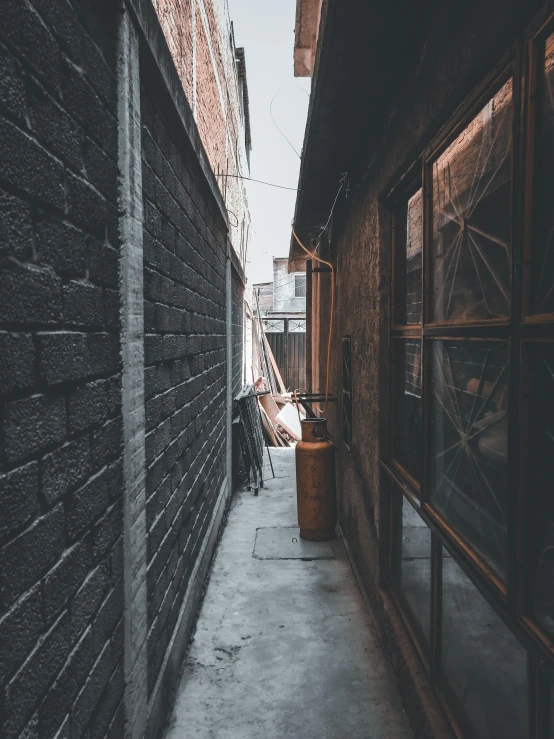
[253,258,306,390]
[253,257,306,318]
[253,282,274,314]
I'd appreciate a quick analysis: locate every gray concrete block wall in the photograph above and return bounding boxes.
[231,270,244,400]
[117,11,149,738]
[230,267,244,483]
[151,0,251,267]
[0,2,124,737]
[0,0,239,737]
[140,59,228,697]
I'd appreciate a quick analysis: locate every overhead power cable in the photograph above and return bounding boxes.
[264,278,296,291]
[318,172,348,239]
[221,174,300,191]
[253,272,307,291]
[269,87,308,160]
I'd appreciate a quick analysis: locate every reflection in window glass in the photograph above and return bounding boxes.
[396,496,431,651]
[431,80,513,322]
[550,682,554,738]
[531,33,554,315]
[442,553,527,738]
[528,343,554,639]
[429,341,509,578]
[394,340,422,481]
[395,189,423,325]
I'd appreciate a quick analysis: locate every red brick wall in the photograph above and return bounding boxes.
[195,4,226,177]
[152,0,251,265]
[154,0,194,103]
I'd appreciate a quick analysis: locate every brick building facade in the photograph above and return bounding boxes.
[0,0,246,737]
[292,0,554,737]
[152,0,252,268]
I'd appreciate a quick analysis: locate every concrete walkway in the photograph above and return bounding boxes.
[165,448,414,739]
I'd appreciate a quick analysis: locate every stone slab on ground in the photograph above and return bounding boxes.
[253,526,336,560]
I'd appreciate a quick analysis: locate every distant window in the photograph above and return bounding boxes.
[295,274,307,298]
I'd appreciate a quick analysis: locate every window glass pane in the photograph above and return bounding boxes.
[442,553,527,738]
[395,188,423,325]
[550,682,554,738]
[530,33,554,315]
[431,79,513,322]
[395,495,431,652]
[295,274,307,298]
[406,190,423,324]
[527,342,554,638]
[429,341,509,578]
[393,340,422,481]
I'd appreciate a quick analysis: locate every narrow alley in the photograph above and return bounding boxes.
[2,0,554,737]
[165,448,413,739]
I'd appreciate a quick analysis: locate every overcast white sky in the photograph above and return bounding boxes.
[227,0,310,285]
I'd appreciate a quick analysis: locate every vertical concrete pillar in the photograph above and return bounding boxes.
[117,10,148,739]
[226,239,233,488]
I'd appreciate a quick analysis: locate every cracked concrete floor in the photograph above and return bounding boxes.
[165,448,414,739]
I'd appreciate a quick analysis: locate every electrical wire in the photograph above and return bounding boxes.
[225,208,240,228]
[318,172,348,238]
[259,275,297,290]
[269,88,303,159]
[253,277,292,290]
[253,272,307,292]
[220,173,300,191]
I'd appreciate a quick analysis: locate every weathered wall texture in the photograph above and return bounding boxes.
[306,0,543,733]
[231,259,245,482]
[252,283,273,314]
[231,262,245,399]
[325,0,540,591]
[0,0,241,737]
[0,1,124,737]
[272,258,306,314]
[141,61,227,697]
[152,0,251,267]
[253,260,306,316]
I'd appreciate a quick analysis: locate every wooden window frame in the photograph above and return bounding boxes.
[522,16,554,325]
[389,168,424,493]
[381,15,554,736]
[342,335,352,451]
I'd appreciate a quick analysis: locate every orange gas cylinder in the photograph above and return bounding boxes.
[295,418,336,541]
